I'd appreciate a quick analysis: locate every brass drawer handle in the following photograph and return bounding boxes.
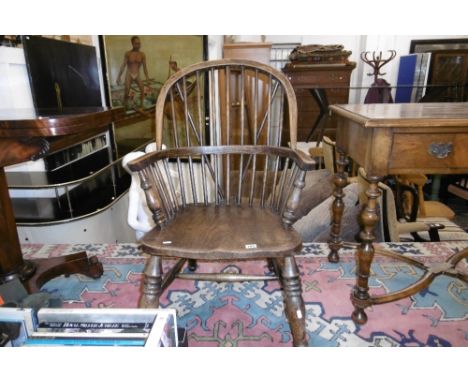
[428,142,453,159]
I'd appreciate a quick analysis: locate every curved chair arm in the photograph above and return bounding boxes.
[128,145,317,172]
[292,148,319,171]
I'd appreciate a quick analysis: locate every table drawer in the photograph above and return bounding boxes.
[286,71,351,86]
[390,133,468,171]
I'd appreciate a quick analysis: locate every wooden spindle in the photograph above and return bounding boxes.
[201,154,208,205]
[139,168,165,228]
[169,89,179,148]
[277,85,285,147]
[182,77,190,146]
[196,71,203,145]
[249,151,256,206]
[275,157,289,212]
[256,80,279,144]
[260,154,269,208]
[162,158,179,212]
[226,66,231,204]
[152,162,172,220]
[240,66,245,146]
[266,74,273,145]
[280,163,298,215]
[270,154,281,210]
[176,157,186,207]
[253,69,259,144]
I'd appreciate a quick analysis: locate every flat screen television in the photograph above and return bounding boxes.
[22,35,102,108]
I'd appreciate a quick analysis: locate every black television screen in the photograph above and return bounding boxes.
[22,36,102,108]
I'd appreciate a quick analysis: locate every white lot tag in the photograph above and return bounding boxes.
[162,241,172,245]
[245,244,257,249]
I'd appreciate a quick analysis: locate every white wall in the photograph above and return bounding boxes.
[0,46,34,109]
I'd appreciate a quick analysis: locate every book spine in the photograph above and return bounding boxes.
[38,321,152,330]
[24,337,146,346]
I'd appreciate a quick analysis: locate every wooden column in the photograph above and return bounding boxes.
[328,149,349,263]
[351,175,382,325]
[0,168,35,277]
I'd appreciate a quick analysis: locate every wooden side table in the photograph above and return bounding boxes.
[0,107,124,292]
[328,103,468,324]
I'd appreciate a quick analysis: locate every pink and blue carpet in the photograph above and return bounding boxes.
[22,241,468,347]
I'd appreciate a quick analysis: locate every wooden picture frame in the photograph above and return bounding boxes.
[410,38,468,53]
[409,38,468,102]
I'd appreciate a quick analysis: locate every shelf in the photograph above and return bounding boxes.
[7,149,111,187]
[45,133,108,171]
[12,166,130,224]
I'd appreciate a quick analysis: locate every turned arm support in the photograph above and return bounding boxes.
[282,169,307,228]
[138,169,166,228]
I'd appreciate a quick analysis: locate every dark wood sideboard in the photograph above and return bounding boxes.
[283,62,356,142]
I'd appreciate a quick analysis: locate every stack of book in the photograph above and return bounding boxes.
[0,307,178,347]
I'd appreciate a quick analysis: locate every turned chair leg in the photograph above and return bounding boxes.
[139,255,163,309]
[281,255,308,347]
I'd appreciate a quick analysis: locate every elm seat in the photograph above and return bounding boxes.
[128,59,316,346]
[141,205,303,260]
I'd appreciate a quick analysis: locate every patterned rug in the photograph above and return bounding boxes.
[22,241,468,347]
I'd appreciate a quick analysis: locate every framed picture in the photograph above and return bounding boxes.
[409,38,468,102]
[409,38,468,53]
[100,35,207,154]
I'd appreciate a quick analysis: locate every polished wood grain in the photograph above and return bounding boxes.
[330,103,468,126]
[330,103,468,176]
[141,205,302,259]
[0,107,123,289]
[0,107,122,138]
[328,102,468,325]
[129,59,311,346]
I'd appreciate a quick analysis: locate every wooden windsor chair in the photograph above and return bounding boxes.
[127,59,315,346]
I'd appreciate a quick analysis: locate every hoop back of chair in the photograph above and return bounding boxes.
[154,59,298,151]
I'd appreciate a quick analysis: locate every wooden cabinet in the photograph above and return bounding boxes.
[221,42,272,152]
[283,63,356,141]
[223,42,272,64]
